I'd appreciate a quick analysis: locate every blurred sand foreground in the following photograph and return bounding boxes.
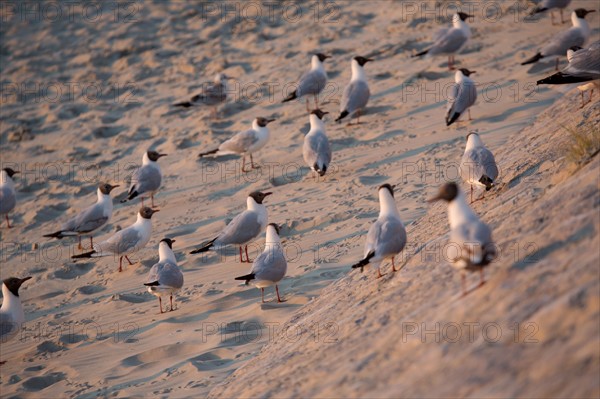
[0,1,599,398]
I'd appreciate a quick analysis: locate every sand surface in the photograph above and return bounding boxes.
[0,1,598,397]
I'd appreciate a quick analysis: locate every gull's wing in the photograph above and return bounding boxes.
[340,80,370,114]
[217,210,262,245]
[218,129,259,155]
[303,131,332,168]
[0,186,16,214]
[147,261,184,289]
[429,28,468,55]
[191,81,227,106]
[128,165,161,196]
[542,28,585,57]
[100,227,142,254]
[449,220,495,267]
[62,202,109,234]
[251,247,287,283]
[364,217,407,259]
[296,70,327,97]
[460,147,498,183]
[447,81,477,115]
[563,44,600,79]
[0,312,19,341]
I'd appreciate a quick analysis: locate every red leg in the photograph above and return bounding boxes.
[392,257,397,272]
[245,245,252,263]
[377,268,384,279]
[90,236,93,249]
[479,268,486,287]
[468,108,472,121]
[305,98,310,112]
[470,185,474,204]
[261,288,265,303]
[314,94,319,109]
[461,273,467,296]
[125,255,134,265]
[170,295,174,311]
[119,256,123,273]
[239,246,244,263]
[141,197,145,207]
[78,236,83,250]
[159,297,164,313]
[5,214,11,228]
[276,285,282,303]
[151,194,155,208]
[242,155,249,173]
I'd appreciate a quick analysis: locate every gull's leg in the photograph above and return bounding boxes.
[468,108,472,121]
[479,268,486,286]
[125,255,134,265]
[560,9,565,24]
[314,94,319,109]
[170,295,174,311]
[245,245,252,263]
[392,257,397,272]
[250,153,260,169]
[5,214,11,228]
[555,58,559,71]
[119,256,123,273]
[151,194,155,208]
[78,236,83,250]
[276,285,283,302]
[461,273,467,296]
[377,268,384,279]
[305,98,310,112]
[141,197,145,208]
[551,11,557,25]
[90,236,94,249]
[470,185,474,204]
[239,246,244,263]
[261,288,265,303]
[159,297,164,314]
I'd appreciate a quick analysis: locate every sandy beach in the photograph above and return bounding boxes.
[1,1,599,397]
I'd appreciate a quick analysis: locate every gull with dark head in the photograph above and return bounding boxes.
[173,73,231,119]
[303,109,332,178]
[0,168,19,228]
[198,117,276,173]
[0,276,31,364]
[190,191,272,263]
[235,223,287,303]
[44,182,119,249]
[429,182,496,296]
[446,68,477,127]
[351,184,407,278]
[144,238,184,313]
[335,56,372,124]
[282,53,330,111]
[121,150,166,208]
[72,206,159,272]
[460,133,498,203]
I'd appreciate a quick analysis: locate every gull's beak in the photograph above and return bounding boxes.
[171,239,176,243]
[158,153,168,158]
[12,171,20,174]
[266,119,276,124]
[427,195,441,203]
[152,209,160,213]
[263,192,273,197]
[323,55,332,59]
[18,276,32,287]
[366,58,374,62]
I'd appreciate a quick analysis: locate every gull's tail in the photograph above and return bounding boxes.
[190,237,218,254]
[351,252,375,272]
[43,230,76,239]
[121,189,138,203]
[412,49,429,57]
[521,52,543,65]
[314,163,327,177]
[198,149,219,158]
[446,111,461,126]
[335,110,349,123]
[479,175,494,191]
[282,91,298,103]
[537,72,594,85]
[234,273,256,285]
[144,281,160,287]
[72,250,97,259]
[173,101,193,108]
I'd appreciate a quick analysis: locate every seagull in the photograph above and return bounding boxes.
[521,9,595,69]
[190,191,272,263]
[428,182,496,296]
[282,53,330,111]
[335,56,372,124]
[43,182,119,249]
[537,41,600,107]
[144,238,184,313]
[121,150,166,208]
[412,12,472,70]
[198,117,275,173]
[446,68,477,126]
[351,184,407,279]
[530,0,572,25]
[72,206,159,272]
[460,133,498,203]
[173,73,230,119]
[235,223,287,303]
[303,109,332,177]
[0,167,19,228]
[0,276,31,365]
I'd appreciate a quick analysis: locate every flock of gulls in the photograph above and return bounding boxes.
[1,4,599,365]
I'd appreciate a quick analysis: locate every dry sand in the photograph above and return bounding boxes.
[0,1,599,398]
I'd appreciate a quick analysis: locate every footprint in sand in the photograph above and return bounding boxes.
[21,372,67,392]
[53,263,94,280]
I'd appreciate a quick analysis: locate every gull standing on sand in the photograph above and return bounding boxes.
[72,207,159,272]
[282,53,330,111]
[43,182,119,249]
[173,73,230,119]
[537,41,600,107]
[521,9,595,69]
[0,276,31,365]
[335,56,373,124]
[428,182,496,296]
[460,133,498,203]
[121,150,166,208]
[198,117,276,173]
[235,223,287,303]
[446,68,477,127]
[530,0,572,25]
[190,191,272,263]
[0,168,19,228]
[351,184,407,278]
[412,12,473,70]
[303,109,332,177]
[144,238,184,313]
